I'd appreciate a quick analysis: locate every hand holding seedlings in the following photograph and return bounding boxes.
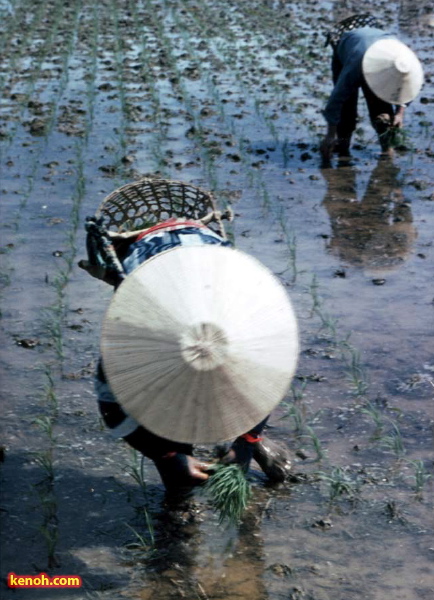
[204,463,252,526]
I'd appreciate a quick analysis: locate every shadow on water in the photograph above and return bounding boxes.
[0,448,163,598]
[0,435,277,600]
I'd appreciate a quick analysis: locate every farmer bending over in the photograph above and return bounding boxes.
[321,13,423,161]
[79,216,293,497]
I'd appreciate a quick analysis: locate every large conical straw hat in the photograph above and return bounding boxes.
[362,39,424,105]
[101,245,299,444]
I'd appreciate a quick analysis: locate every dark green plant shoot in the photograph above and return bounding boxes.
[204,464,252,526]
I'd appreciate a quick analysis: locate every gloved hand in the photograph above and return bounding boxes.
[78,259,105,278]
[77,259,118,285]
[84,216,107,267]
[78,216,125,285]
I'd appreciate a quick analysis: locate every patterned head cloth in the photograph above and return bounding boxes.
[325,13,385,48]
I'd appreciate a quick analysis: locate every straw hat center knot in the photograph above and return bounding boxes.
[180,322,228,371]
[394,57,411,75]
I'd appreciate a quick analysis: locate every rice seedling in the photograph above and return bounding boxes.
[281,401,306,435]
[124,522,155,557]
[307,273,372,401]
[39,136,88,369]
[123,450,156,545]
[343,346,369,397]
[381,421,406,458]
[309,273,321,317]
[307,278,340,343]
[306,273,371,398]
[277,210,298,283]
[360,400,384,439]
[264,115,279,144]
[405,459,431,499]
[126,450,148,496]
[282,382,325,460]
[36,489,58,522]
[32,415,60,567]
[33,416,56,444]
[380,126,411,149]
[204,464,252,526]
[317,310,339,343]
[43,307,64,362]
[291,379,308,405]
[302,426,326,461]
[39,521,59,568]
[32,410,57,482]
[32,448,55,482]
[318,466,359,503]
[42,366,58,415]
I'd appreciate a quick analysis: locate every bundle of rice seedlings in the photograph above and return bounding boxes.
[204,464,252,526]
[390,126,410,148]
[380,126,410,149]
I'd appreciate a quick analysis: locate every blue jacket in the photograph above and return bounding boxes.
[324,26,394,125]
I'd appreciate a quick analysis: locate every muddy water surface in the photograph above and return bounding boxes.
[1,1,433,599]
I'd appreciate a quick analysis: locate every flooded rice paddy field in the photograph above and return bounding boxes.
[0,0,433,598]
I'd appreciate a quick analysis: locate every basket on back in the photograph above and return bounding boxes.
[96,178,229,238]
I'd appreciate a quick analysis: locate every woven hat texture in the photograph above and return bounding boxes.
[362,38,423,104]
[101,245,299,444]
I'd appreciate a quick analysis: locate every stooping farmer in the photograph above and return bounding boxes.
[79,179,298,498]
[321,13,424,161]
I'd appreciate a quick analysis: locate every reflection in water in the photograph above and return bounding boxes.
[137,499,267,600]
[136,500,204,600]
[196,508,267,600]
[321,158,416,271]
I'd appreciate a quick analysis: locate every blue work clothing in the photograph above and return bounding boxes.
[324,26,396,132]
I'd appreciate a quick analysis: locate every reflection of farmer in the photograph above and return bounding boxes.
[79,199,295,497]
[321,157,416,270]
[321,13,424,160]
[149,492,267,599]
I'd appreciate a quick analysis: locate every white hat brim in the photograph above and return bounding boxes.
[362,39,424,104]
[101,245,299,444]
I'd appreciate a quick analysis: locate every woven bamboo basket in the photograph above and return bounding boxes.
[96,178,228,238]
